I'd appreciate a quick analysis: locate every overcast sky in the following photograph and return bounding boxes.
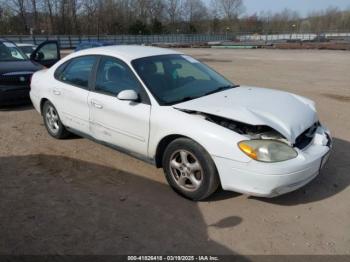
[241,0,350,16]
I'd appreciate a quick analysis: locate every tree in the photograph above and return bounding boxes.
[152,18,164,34]
[0,0,349,35]
[7,0,29,33]
[129,19,149,34]
[183,0,207,22]
[165,0,182,25]
[215,0,244,21]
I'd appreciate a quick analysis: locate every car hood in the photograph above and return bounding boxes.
[0,60,42,75]
[174,86,318,143]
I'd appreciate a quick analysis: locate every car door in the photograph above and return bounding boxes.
[30,41,60,68]
[88,56,151,156]
[53,55,98,134]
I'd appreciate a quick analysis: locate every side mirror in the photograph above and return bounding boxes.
[31,51,44,61]
[117,90,139,102]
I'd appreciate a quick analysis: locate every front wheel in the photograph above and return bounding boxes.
[43,101,70,139]
[162,138,220,201]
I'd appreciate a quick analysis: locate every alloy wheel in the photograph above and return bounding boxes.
[45,105,60,134]
[169,150,203,192]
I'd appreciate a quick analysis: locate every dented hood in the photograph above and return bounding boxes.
[174,86,318,143]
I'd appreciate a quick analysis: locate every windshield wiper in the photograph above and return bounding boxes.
[204,85,239,96]
[165,96,199,105]
[165,85,239,106]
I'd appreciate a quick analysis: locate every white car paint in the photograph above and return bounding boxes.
[30,45,332,198]
[174,87,318,143]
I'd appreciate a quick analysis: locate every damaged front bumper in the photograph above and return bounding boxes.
[213,125,332,197]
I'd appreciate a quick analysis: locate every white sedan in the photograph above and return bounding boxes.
[30,46,332,200]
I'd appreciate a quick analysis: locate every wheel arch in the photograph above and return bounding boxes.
[40,98,49,115]
[155,134,190,168]
[154,134,216,169]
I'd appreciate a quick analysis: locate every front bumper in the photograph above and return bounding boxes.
[213,126,332,197]
[0,85,31,106]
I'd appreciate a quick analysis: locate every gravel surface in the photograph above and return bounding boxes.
[0,48,349,255]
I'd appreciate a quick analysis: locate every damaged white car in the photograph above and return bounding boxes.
[30,46,332,200]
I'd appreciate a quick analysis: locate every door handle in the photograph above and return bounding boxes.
[53,89,61,95]
[91,101,103,109]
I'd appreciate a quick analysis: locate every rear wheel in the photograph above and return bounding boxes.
[43,101,70,139]
[162,138,220,201]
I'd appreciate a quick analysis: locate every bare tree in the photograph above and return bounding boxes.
[7,0,29,33]
[81,0,98,34]
[183,0,207,22]
[69,0,81,34]
[148,0,165,22]
[43,0,55,33]
[215,0,244,21]
[0,0,349,35]
[29,0,39,33]
[165,0,182,26]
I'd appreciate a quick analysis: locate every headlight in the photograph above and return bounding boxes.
[238,140,298,163]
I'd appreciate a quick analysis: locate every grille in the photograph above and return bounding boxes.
[0,74,31,86]
[294,122,319,150]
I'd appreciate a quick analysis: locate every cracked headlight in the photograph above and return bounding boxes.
[238,140,298,163]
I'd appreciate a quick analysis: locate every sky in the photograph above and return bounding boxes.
[242,0,350,16]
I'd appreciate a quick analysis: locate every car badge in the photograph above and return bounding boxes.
[19,76,26,82]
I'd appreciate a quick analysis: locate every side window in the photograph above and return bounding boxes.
[54,61,69,79]
[95,56,142,95]
[36,43,59,61]
[59,56,96,89]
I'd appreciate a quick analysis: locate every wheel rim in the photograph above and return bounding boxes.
[169,150,203,192]
[45,105,60,134]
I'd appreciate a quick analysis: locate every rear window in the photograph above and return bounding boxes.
[56,56,97,89]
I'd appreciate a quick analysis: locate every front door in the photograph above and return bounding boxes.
[89,56,151,156]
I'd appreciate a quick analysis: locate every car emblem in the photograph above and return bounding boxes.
[19,76,26,82]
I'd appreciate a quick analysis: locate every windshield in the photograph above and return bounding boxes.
[132,54,236,105]
[18,46,36,57]
[0,41,27,61]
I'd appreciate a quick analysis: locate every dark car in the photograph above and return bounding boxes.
[75,41,113,52]
[0,39,60,106]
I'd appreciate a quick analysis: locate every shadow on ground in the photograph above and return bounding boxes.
[252,138,350,205]
[0,104,33,112]
[0,154,244,256]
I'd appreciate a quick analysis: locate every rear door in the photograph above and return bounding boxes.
[53,55,98,134]
[88,56,151,156]
[30,41,60,68]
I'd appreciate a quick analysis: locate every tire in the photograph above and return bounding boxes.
[42,101,70,139]
[162,138,220,201]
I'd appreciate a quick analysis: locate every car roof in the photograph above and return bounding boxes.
[72,45,183,62]
[15,43,35,47]
[78,41,109,44]
[0,38,12,43]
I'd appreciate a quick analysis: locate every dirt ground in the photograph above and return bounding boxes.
[0,49,349,256]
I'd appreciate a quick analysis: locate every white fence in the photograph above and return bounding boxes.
[238,32,350,42]
[1,34,228,48]
[2,32,350,48]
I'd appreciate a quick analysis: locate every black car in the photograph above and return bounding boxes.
[0,39,60,106]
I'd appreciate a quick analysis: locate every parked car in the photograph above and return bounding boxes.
[15,43,37,58]
[0,39,60,106]
[30,46,332,200]
[75,41,113,52]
